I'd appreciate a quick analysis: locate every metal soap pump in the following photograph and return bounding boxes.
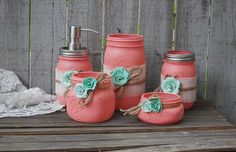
[55,25,98,105]
[60,25,99,56]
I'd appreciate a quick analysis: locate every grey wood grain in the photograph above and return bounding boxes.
[30,0,54,93]
[0,0,29,87]
[52,0,66,94]
[87,0,103,71]
[208,0,236,124]
[0,129,236,151]
[176,0,210,99]
[104,0,139,35]
[140,0,173,91]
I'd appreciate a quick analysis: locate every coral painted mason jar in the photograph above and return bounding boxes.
[66,72,115,123]
[55,47,92,105]
[138,92,184,125]
[121,92,184,125]
[103,34,146,110]
[161,50,196,110]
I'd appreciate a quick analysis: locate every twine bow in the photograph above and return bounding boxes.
[120,93,160,116]
[77,73,112,107]
[114,66,143,97]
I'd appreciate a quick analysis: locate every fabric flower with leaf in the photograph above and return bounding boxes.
[82,77,97,91]
[111,67,130,86]
[61,71,75,88]
[74,84,88,99]
[161,77,180,94]
[150,98,162,112]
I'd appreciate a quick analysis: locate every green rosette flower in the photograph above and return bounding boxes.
[111,67,130,86]
[82,77,97,91]
[141,100,152,112]
[161,77,180,94]
[61,71,75,88]
[74,84,88,99]
[150,98,162,112]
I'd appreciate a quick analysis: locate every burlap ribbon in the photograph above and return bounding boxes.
[114,66,144,98]
[154,74,197,92]
[76,73,112,107]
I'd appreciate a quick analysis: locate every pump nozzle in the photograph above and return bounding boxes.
[69,26,99,50]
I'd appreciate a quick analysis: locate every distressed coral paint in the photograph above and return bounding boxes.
[55,55,92,105]
[161,50,196,110]
[138,92,184,125]
[66,72,115,123]
[104,34,146,110]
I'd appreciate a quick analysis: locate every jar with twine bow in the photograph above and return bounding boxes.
[104,34,146,110]
[120,92,184,125]
[66,72,115,123]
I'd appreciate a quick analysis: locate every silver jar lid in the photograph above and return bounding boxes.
[164,50,195,61]
[59,47,88,57]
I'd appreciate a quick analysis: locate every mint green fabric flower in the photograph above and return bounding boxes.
[141,100,152,112]
[82,77,97,91]
[61,71,75,88]
[150,98,162,112]
[111,67,130,86]
[74,84,88,99]
[161,77,180,94]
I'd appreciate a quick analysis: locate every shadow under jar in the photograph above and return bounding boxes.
[161,50,197,110]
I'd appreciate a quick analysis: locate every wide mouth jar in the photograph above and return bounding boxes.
[106,34,144,47]
[138,92,184,125]
[141,92,181,108]
[164,50,195,62]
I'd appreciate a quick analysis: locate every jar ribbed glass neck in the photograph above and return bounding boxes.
[164,50,195,61]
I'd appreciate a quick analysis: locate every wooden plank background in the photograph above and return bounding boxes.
[0,0,235,123]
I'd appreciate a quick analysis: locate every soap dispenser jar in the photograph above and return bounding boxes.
[55,26,98,105]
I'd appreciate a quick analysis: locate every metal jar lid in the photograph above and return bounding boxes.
[59,47,88,57]
[164,50,195,61]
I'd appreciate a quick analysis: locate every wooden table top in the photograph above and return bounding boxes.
[0,101,235,152]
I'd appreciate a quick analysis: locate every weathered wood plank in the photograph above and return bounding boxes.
[208,0,236,124]
[176,0,210,99]
[110,138,236,152]
[30,0,54,93]
[0,103,232,133]
[52,0,67,94]
[140,0,173,91]
[0,0,29,86]
[104,0,139,35]
[0,129,236,151]
[87,0,103,71]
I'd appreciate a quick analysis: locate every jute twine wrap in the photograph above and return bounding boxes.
[120,93,160,116]
[114,66,144,97]
[120,93,181,116]
[75,73,112,107]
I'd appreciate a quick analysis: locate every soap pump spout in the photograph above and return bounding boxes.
[69,26,99,51]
